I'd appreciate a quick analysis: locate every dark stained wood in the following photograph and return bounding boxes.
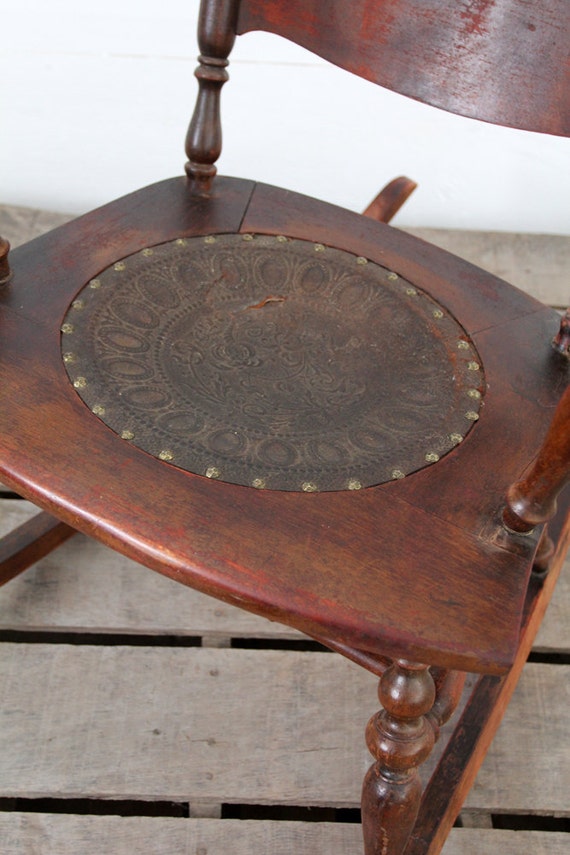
[0,236,11,285]
[0,512,75,587]
[237,0,570,135]
[363,177,418,224]
[241,182,550,332]
[0,177,255,325]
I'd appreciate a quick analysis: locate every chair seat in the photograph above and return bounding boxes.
[0,176,563,674]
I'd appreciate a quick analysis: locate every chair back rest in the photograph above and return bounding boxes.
[237,0,570,136]
[186,0,569,189]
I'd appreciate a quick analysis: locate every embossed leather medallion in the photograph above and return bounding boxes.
[61,234,483,490]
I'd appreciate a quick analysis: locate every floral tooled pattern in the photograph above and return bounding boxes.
[61,234,483,491]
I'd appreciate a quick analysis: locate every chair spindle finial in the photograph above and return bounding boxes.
[0,237,11,286]
[185,0,239,194]
[362,661,436,855]
[553,308,570,357]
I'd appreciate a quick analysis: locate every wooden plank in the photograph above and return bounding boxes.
[1,644,568,816]
[2,500,568,650]
[0,815,569,855]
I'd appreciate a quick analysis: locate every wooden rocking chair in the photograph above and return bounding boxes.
[1,2,569,853]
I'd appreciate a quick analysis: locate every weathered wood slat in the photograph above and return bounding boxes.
[1,500,568,650]
[1,645,568,816]
[1,815,569,855]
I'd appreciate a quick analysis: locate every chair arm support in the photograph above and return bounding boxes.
[503,383,570,534]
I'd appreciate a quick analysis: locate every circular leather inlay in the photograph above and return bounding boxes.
[61,233,483,491]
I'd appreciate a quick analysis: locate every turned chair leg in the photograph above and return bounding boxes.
[362,660,436,855]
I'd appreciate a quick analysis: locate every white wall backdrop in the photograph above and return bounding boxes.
[2,0,569,233]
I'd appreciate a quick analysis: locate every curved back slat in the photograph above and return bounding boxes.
[237,0,570,136]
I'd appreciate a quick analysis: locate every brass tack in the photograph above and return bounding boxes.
[114,262,126,271]
[457,340,470,350]
[465,411,480,421]
[433,309,444,319]
[61,323,74,334]
[356,256,368,265]
[425,452,440,463]
[142,248,154,256]
[348,479,363,490]
[276,235,288,243]
[302,481,318,492]
[468,361,480,371]
[391,469,405,480]
[314,244,325,252]
[204,236,217,244]
[72,299,84,310]
[387,272,398,281]
[468,388,481,399]
[449,433,463,444]
[92,404,105,416]
[252,477,266,489]
[242,233,254,241]
[121,430,135,440]
[406,287,417,296]
[89,278,101,289]
[176,238,187,246]
[159,450,174,461]
[73,377,87,389]
[63,352,76,364]
[206,466,221,479]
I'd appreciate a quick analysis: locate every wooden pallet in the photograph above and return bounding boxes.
[0,206,569,853]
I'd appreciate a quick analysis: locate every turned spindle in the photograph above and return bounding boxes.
[0,236,11,286]
[503,383,570,570]
[362,660,436,855]
[185,0,239,194]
